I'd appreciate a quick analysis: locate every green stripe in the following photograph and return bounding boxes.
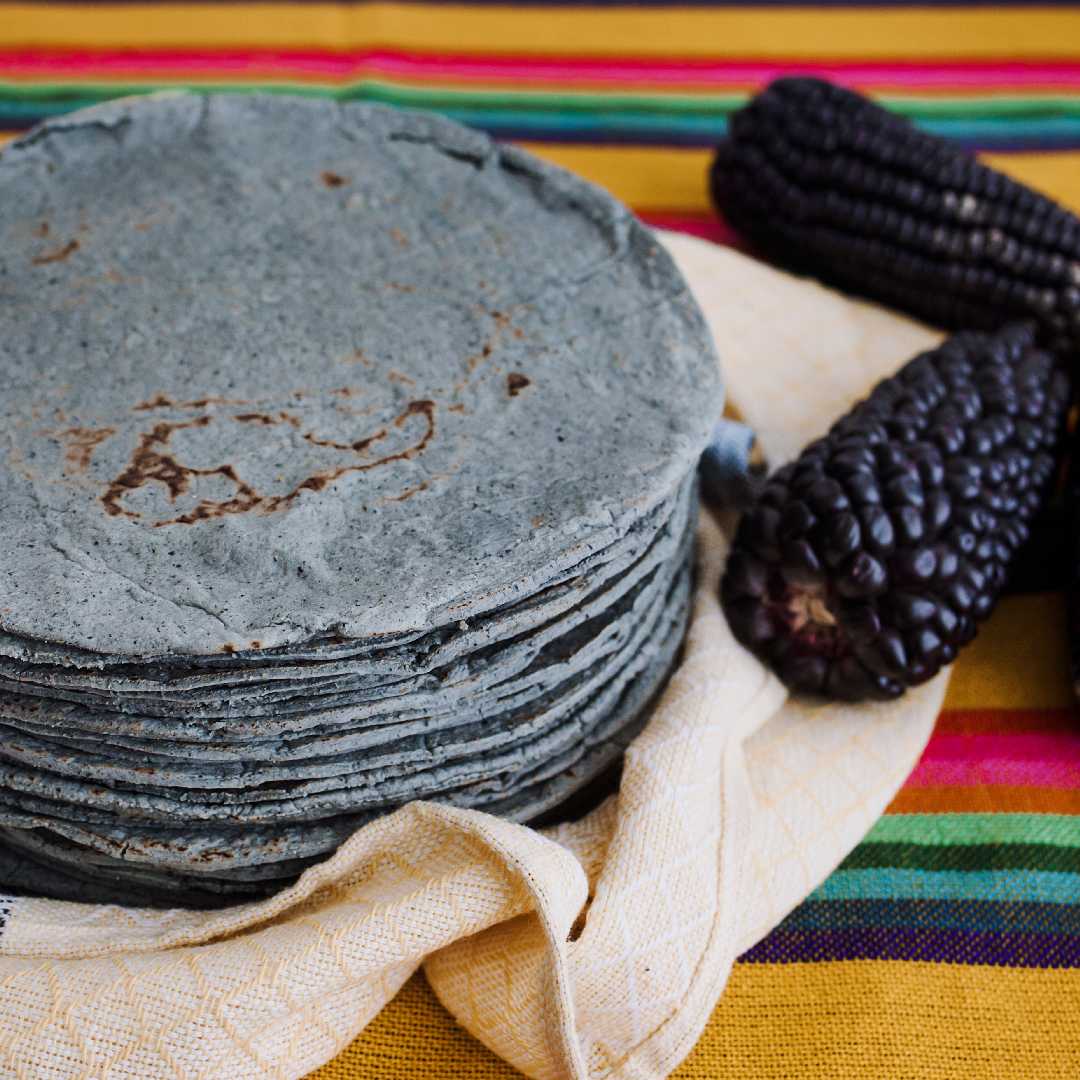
[8,82,1080,121]
[884,94,1080,120]
[867,813,1080,847]
[0,81,750,114]
[843,842,1080,874]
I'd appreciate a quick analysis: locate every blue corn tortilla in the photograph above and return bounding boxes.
[0,93,717,903]
[0,92,718,659]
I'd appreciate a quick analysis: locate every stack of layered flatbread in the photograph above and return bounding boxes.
[0,93,719,905]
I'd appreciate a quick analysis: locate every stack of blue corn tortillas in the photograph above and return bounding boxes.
[0,93,719,906]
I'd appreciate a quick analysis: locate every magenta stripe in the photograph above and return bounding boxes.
[922,733,1080,764]
[5,50,1080,90]
[908,758,1080,789]
[638,212,738,244]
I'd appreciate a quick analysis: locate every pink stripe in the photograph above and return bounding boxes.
[907,758,1080,789]
[6,50,1080,90]
[637,213,738,245]
[921,732,1080,764]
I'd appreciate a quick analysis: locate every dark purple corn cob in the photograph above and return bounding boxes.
[710,77,1080,356]
[721,324,1070,701]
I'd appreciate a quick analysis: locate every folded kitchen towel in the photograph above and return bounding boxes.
[0,232,948,1080]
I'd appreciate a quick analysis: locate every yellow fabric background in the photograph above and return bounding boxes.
[315,962,1080,1080]
[314,590,1080,1080]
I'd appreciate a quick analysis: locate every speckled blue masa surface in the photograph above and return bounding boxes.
[0,94,721,904]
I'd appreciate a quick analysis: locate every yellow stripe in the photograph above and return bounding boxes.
[983,150,1080,210]
[521,144,1080,214]
[315,964,1080,1079]
[4,130,1080,216]
[944,593,1072,712]
[5,5,1080,58]
[675,961,1080,1078]
[520,144,712,212]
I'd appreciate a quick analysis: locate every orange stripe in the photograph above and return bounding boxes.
[888,785,1080,814]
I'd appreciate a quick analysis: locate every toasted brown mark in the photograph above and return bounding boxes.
[387,370,416,387]
[222,644,236,654]
[135,395,249,412]
[346,349,373,366]
[460,307,525,382]
[303,425,388,454]
[233,411,301,430]
[32,239,79,266]
[61,426,116,471]
[389,227,409,249]
[448,403,466,414]
[531,515,544,529]
[507,373,531,397]
[134,394,175,412]
[102,400,438,525]
[321,171,348,188]
[33,221,49,238]
[388,479,429,502]
[265,399,436,511]
[101,415,262,524]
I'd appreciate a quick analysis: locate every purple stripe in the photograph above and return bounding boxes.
[740,925,1080,968]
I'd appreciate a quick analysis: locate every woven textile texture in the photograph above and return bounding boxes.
[4,5,1080,1077]
[0,233,950,1078]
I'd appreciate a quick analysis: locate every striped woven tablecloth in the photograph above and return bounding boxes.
[3,4,1080,1077]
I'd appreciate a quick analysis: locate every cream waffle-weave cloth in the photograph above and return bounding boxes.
[0,233,947,1080]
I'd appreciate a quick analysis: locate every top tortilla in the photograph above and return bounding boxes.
[0,92,719,657]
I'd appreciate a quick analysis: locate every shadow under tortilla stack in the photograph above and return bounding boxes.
[0,93,719,907]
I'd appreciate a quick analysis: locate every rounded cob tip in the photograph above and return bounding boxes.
[721,324,1070,701]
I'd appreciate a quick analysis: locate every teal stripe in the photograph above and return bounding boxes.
[929,115,1080,140]
[866,813,1080,847]
[814,868,1080,905]
[7,92,1080,145]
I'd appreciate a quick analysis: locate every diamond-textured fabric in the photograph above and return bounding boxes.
[0,238,949,1079]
